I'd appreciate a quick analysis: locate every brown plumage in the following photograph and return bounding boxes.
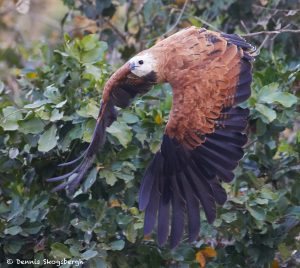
[48,26,255,248]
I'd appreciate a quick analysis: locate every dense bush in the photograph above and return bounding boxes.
[0,0,299,267]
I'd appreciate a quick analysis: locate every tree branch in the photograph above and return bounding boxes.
[0,7,14,16]
[162,0,189,37]
[242,29,300,37]
[252,4,300,13]
[102,17,127,43]
[193,16,219,32]
[252,34,269,56]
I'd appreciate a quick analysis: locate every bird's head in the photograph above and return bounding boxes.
[129,52,158,78]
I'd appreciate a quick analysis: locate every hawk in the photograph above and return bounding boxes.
[48,27,255,248]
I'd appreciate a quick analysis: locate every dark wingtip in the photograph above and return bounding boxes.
[48,100,117,193]
[47,167,80,182]
[157,199,170,247]
[139,153,162,211]
[57,149,88,167]
[221,33,255,51]
[68,157,94,193]
[49,156,94,193]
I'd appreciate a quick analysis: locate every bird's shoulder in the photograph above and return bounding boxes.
[153,28,231,82]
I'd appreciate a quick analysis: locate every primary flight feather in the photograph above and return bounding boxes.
[48,26,255,248]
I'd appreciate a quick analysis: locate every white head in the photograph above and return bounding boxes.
[128,52,157,77]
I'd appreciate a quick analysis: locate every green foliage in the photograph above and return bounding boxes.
[0,0,300,267]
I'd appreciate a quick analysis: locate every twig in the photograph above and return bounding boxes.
[129,0,147,19]
[252,34,269,56]
[0,7,14,16]
[162,0,189,37]
[240,20,250,34]
[244,138,258,149]
[68,23,98,34]
[124,0,132,31]
[193,16,219,32]
[102,17,127,43]
[242,29,300,37]
[252,4,300,12]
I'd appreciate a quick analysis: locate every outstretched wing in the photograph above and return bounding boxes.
[139,28,254,248]
[48,67,157,192]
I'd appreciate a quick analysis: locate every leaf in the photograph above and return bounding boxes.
[38,125,57,152]
[271,259,279,268]
[107,121,132,147]
[60,125,83,150]
[50,109,64,122]
[109,199,121,208]
[4,226,22,235]
[150,140,161,153]
[81,34,98,51]
[55,99,67,108]
[87,258,107,268]
[195,251,206,268]
[129,207,139,215]
[73,16,98,34]
[44,85,62,104]
[247,206,266,221]
[9,148,19,159]
[84,64,102,81]
[255,103,276,122]
[101,169,117,186]
[19,118,45,134]
[1,107,23,121]
[258,83,298,107]
[154,114,163,124]
[110,240,125,251]
[24,99,49,109]
[0,106,23,131]
[221,212,237,223]
[22,224,42,235]
[115,172,134,182]
[4,240,24,254]
[81,249,98,260]
[0,203,10,213]
[255,198,269,205]
[271,92,297,107]
[26,72,38,79]
[77,102,99,119]
[0,120,19,131]
[201,247,217,258]
[82,168,98,192]
[122,112,139,124]
[278,243,290,260]
[96,0,112,13]
[83,119,96,142]
[81,42,108,64]
[124,223,137,243]
[260,187,279,200]
[50,242,72,259]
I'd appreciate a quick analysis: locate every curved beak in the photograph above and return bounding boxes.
[129,61,136,70]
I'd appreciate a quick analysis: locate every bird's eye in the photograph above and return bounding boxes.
[138,60,144,65]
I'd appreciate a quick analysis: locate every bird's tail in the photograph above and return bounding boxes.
[47,100,117,192]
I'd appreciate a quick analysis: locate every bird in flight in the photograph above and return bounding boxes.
[48,26,255,248]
